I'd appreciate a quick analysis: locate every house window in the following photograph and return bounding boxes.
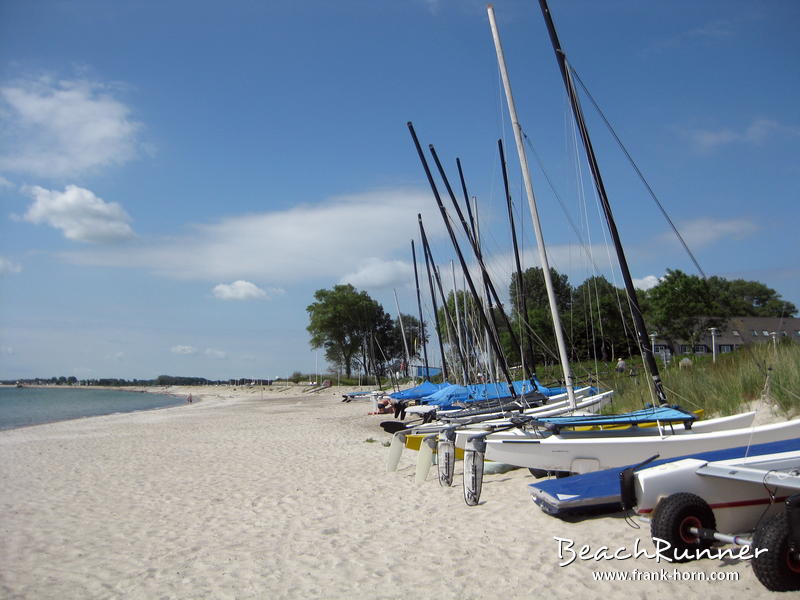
[762,330,770,336]
[731,330,740,336]
[694,345,707,354]
[719,345,733,353]
[679,345,691,354]
[653,344,667,353]
[752,330,759,336]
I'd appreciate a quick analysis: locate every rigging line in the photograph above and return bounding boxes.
[567,100,636,360]
[660,384,702,410]
[567,103,606,366]
[520,129,602,274]
[568,64,707,279]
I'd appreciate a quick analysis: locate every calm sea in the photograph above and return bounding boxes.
[0,386,184,431]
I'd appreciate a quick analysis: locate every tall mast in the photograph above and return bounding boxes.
[420,218,468,383]
[408,121,517,397]
[428,146,527,363]
[537,0,667,405]
[488,4,576,408]
[451,261,467,384]
[393,289,412,378]
[499,138,537,383]
[419,215,449,381]
[411,239,430,380]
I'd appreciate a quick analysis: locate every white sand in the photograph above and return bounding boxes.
[0,386,781,599]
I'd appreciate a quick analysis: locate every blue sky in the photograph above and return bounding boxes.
[1,0,798,381]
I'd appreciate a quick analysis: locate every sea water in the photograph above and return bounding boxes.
[0,386,184,431]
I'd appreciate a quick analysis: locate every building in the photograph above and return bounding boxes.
[652,316,800,357]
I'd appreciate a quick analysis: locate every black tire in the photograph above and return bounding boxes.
[650,492,715,563]
[528,468,548,478]
[752,512,800,592]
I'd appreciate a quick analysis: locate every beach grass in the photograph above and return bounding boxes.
[573,341,800,417]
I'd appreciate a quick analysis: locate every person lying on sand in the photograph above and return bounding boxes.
[368,397,394,415]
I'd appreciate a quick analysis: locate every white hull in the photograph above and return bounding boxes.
[634,449,800,534]
[484,416,796,474]
[467,410,756,451]
[405,385,594,417]
[452,391,615,449]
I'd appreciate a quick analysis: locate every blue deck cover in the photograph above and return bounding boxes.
[536,406,695,428]
[390,380,450,400]
[528,436,800,517]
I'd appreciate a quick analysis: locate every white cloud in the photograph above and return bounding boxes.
[662,217,758,249]
[0,175,13,188]
[171,345,197,355]
[340,258,413,289]
[22,184,134,243]
[634,275,661,291]
[685,118,800,153]
[0,77,141,178]
[62,188,443,284]
[0,256,22,275]
[205,348,227,359]
[213,280,269,301]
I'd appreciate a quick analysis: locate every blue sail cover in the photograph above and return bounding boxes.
[390,380,450,400]
[419,385,471,407]
[419,379,552,409]
[528,436,800,517]
[536,406,695,428]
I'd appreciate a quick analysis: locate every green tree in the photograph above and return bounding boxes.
[570,275,637,362]
[706,276,797,317]
[306,284,393,378]
[506,267,573,366]
[644,270,723,350]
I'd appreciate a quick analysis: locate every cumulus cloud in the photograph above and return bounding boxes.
[340,258,414,289]
[205,348,227,359]
[634,275,661,291]
[213,280,270,301]
[0,77,141,178]
[22,184,134,243]
[0,256,22,275]
[171,345,197,355]
[685,118,800,153]
[62,188,443,284]
[662,217,758,249]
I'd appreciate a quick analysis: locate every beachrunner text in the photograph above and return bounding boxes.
[554,536,767,567]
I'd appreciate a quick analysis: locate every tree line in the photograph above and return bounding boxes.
[307,270,796,378]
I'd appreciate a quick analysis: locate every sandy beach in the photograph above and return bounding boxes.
[0,385,783,599]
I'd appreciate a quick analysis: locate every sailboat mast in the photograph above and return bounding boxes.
[499,138,537,383]
[537,0,667,405]
[411,239,431,380]
[393,289,412,378]
[408,121,517,397]
[419,214,449,381]
[487,4,577,408]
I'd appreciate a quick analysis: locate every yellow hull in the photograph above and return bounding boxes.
[401,409,704,459]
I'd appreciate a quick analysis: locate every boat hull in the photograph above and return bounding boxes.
[484,416,795,474]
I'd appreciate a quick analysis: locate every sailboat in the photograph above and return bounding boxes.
[475,1,800,484]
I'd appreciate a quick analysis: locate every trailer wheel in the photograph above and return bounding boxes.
[650,492,715,562]
[752,512,800,592]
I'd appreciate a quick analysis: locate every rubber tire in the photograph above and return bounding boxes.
[752,512,800,592]
[650,492,715,563]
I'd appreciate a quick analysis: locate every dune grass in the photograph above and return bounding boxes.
[561,341,800,418]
